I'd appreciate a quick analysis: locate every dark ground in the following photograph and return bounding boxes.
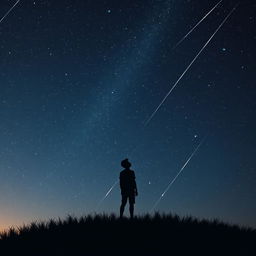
[0,213,255,256]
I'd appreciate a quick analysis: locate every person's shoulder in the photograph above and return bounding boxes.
[130,170,135,175]
[120,169,126,175]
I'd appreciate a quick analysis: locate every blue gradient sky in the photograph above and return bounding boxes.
[0,0,255,231]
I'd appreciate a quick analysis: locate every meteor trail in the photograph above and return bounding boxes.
[151,135,208,212]
[0,0,20,24]
[96,180,118,209]
[144,3,239,126]
[172,0,223,50]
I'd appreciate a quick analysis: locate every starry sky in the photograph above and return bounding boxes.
[0,0,255,231]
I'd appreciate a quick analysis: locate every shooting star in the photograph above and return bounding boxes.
[96,180,118,209]
[151,135,208,212]
[144,3,239,126]
[0,0,20,24]
[172,0,223,50]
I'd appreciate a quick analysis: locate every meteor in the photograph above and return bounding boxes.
[0,0,20,24]
[151,135,208,212]
[96,180,118,209]
[144,3,239,126]
[172,0,223,50]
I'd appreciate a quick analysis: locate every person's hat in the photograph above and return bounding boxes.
[121,158,131,168]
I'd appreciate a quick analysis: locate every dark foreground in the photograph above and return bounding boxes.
[0,213,255,256]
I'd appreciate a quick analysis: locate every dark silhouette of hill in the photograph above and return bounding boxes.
[0,213,255,256]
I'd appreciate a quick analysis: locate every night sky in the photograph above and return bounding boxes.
[0,0,255,231]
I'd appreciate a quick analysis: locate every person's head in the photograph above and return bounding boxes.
[121,158,131,169]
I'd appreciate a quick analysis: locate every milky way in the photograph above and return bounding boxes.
[0,0,255,230]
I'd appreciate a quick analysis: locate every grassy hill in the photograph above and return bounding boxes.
[0,213,255,256]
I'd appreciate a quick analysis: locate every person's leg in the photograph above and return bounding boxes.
[120,195,127,218]
[129,204,134,219]
[129,196,135,219]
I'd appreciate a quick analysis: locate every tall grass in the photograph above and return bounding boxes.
[0,213,255,255]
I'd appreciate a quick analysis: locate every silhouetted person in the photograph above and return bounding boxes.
[119,158,138,218]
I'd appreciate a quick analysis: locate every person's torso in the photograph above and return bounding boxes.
[120,170,135,192]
